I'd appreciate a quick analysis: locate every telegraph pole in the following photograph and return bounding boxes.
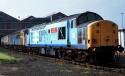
[120,13,125,51]
[119,13,124,45]
[121,13,124,28]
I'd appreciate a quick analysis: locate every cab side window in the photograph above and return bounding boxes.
[71,20,73,28]
[58,27,66,39]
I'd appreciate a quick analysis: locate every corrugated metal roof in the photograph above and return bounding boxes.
[0,11,20,22]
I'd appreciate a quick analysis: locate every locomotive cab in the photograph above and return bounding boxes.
[87,20,118,48]
[87,20,119,64]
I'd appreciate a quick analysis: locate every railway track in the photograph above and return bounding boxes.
[1,47,125,74]
[16,49,125,74]
[55,59,125,74]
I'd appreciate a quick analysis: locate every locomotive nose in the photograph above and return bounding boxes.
[104,36,110,42]
[87,20,118,48]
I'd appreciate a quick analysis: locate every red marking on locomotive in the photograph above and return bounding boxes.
[51,27,57,33]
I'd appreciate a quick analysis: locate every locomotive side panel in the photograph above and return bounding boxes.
[45,21,67,47]
[11,31,25,46]
[9,34,16,45]
[1,11,121,64]
[69,28,78,48]
[1,36,9,45]
[28,21,68,48]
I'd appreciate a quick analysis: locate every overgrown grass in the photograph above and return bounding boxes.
[0,48,17,63]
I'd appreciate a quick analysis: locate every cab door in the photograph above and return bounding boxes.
[77,28,87,49]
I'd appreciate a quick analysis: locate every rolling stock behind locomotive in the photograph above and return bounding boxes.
[1,11,123,64]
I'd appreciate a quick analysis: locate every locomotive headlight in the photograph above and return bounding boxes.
[92,48,96,52]
[92,39,97,43]
[88,39,97,44]
[115,39,118,43]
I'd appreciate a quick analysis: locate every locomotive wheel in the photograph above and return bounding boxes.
[66,50,72,60]
[81,51,88,62]
[88,57,96,64]
[114,51,120,62]
[39,48,46,55]
[74,51,88,63]
[55,49,61,59]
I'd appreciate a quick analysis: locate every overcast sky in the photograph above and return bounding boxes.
[0,0,125,28]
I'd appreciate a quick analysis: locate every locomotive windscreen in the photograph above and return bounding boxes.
[76,12,103,26]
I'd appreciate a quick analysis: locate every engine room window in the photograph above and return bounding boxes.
[31,33,33,42]
[58,27,66,39]
[71,20,73,28]
[83,27,86,40]
[39,31,42,42]
[78,29,82,43]
[48,29,50,33]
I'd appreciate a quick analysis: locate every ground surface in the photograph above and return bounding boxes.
[0,48,17,63]
[0,48,125,76]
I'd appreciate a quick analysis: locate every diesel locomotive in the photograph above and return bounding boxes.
[1,11,123,64]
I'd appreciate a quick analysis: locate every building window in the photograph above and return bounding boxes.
[58,27,66,39]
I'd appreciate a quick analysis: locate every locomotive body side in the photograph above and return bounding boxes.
[28,20,68,48]
[1,29,26,50]
[1,11,121,64]
[14,31,25,46]
[28,20,88,49]
[23,11,105,57]
[1,35,9,46]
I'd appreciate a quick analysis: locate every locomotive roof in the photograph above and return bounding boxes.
[46,11,103,24]
[2,11,103,37]
[30,11,103,30]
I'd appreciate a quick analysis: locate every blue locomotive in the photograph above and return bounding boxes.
[1,11,123,64]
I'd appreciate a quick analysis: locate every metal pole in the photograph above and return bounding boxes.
[120,13,124,45]
[121,13,125,51]
[121,13,124,28]
[120,31,122,45]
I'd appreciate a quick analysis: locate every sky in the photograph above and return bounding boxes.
[0,0,125,28]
